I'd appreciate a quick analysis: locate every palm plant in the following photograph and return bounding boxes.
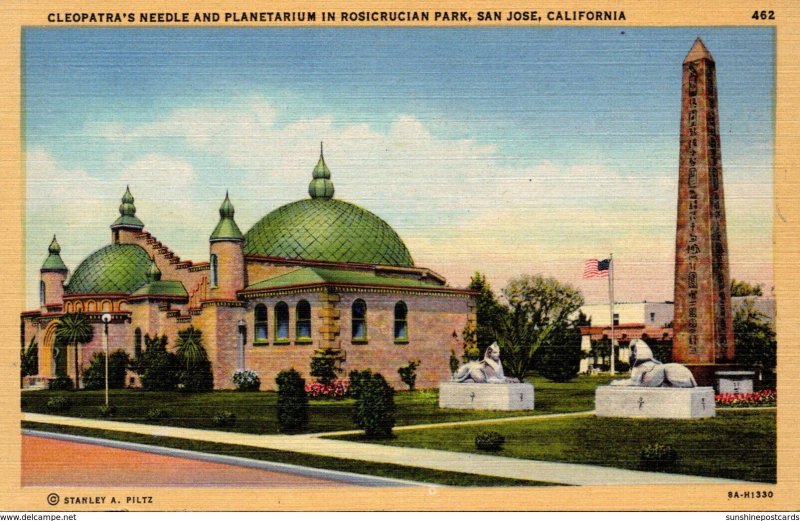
[174,326,208,369]
[54,312,94,389]
[493,307,554,381]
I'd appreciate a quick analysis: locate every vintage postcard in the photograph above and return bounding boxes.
[1,0,798,513]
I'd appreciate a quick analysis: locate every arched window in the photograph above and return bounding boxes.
[134,328,142,359]
[352,299,367,341]
[254,304,268,343]
[39,281,45,306]
[275,302,289,342]
[296,300,311,340]
[209,254,218,287]
[394,301,408,342]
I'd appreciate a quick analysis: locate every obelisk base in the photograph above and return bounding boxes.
[683,364,739,389]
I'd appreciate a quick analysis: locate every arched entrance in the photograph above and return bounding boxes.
[40,321,67,378]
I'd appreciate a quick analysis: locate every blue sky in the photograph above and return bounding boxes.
[24,27,774,307]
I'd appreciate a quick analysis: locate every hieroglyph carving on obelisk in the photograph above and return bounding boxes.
[672,38,735,364]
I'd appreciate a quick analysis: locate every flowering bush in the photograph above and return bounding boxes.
[715,390,776,408]
[232,369,261,392]
[305,380,349,399]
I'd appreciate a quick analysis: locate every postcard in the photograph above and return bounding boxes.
[2,0,797,513]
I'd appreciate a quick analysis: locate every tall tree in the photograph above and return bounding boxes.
[54,313,94,389]
[467,272,508,357]
[497,274,585,380]
[733,299,776,380]
[730,279,763,297]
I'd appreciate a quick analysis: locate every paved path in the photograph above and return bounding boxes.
[22,412,753,486]
[22,430,418,487]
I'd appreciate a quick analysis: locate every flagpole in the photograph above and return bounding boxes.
[608,253,615,375]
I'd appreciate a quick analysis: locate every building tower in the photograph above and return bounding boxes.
[40,235,68,312]
[110,186,145,244]
[672,38,735,382]
[209,192,246,300]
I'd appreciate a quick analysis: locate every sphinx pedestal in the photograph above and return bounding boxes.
[439,382,534,410]
[595,386,715,419]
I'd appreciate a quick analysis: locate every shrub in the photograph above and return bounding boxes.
[398,360,421,391]
[276,369,308,433]
[138,335,180,391]
[353,372,395,438]
[146,408,170,421]
[639,443,680,473]
[175,327,214,392]
[82,350,130,390]
[232,369,261,392]
[309,346,345,386]
[48,376,74,391]
[347,369,373,400]
[212,411,237,428]
[21,339,38,378]
[179,359,214,392]
[305,380,349,399]
[475,431,505,452]
[99,404,117,417]
[46,396,71,413]
[533,327,582,382]
[449,349,460,375]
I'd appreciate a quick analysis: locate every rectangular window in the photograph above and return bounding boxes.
[650,312,656,323]
[613,313,620,326]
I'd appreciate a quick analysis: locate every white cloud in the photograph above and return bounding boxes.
[27,98,773,307]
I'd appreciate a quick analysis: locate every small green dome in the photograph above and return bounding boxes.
[41,235,68,272]
[210,192,244,242]
[65,244,152,295]
[111,186,144,230]
[244,198,414,266]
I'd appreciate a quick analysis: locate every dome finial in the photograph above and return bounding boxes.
[42,234,68,272]
[146,256,162,282]
[48,235,61,254]
[309,143,335,199]
[111,186,145,230]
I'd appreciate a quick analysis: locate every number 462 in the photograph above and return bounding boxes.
[752,10,775,20]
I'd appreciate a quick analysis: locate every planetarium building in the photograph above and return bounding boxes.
[22,150,476,390]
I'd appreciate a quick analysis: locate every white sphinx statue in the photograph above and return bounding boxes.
[452,342,519,384]
[610,338,697,388]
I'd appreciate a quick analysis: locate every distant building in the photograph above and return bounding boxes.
[577,297,775,373]
[21,151,477,390]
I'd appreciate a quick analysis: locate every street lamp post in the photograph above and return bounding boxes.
[237,319,246,371]
[101,313,111,407]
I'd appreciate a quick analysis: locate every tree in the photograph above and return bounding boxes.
[534,326,582,382]
[733,299,776,380]
[496,274,585,380]
[82,350,130,390]
[309,345,345,385]
[137,334,180,391]
[731,279,763,297]
[276,369,308,433]
[493,307,554,381]
[468,272,508,358]
[21,338,38,378]
[174,326,213,392]
[54,313,94,389]
[353,372,396,438]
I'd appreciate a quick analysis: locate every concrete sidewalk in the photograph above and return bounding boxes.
[22,412,752,486]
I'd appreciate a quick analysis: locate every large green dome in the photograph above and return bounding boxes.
[65,244,152,295]
[244,198,414,267]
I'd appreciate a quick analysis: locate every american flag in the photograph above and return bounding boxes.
[583,258,611,279]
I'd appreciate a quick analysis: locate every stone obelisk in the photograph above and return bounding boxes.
[672,38,735,383]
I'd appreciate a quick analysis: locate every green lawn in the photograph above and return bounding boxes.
[336,409,776,483]
[21,375,620,434]
[21,422,557,487]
